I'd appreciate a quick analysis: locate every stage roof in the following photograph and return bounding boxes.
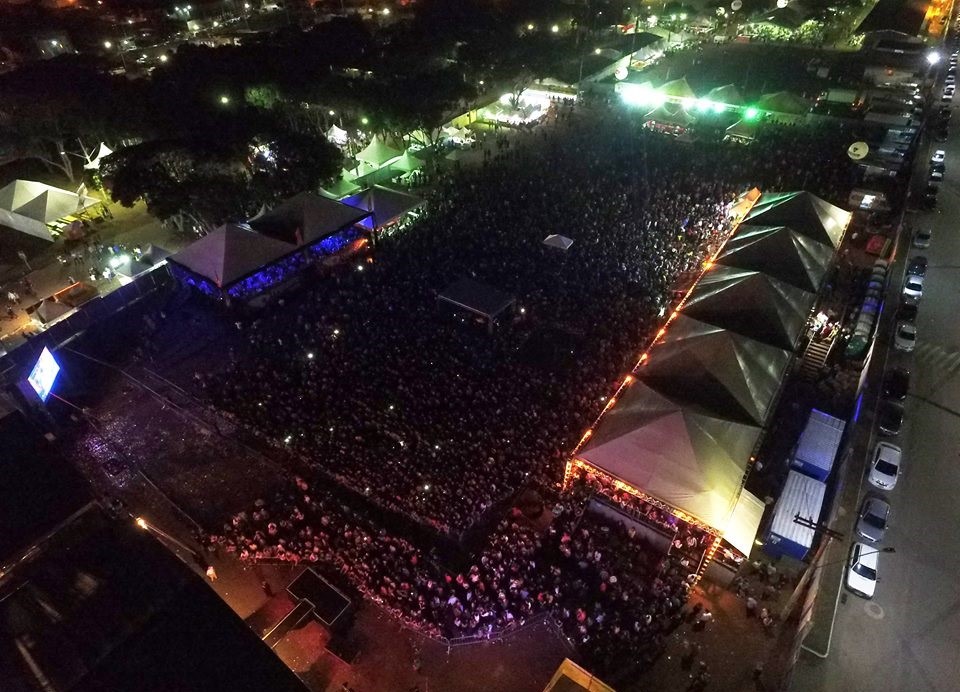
[721,489,766,556]
[681,265,816,350]
[169,224,297,287]
[0,507,307,692]
[438,277,516,320]
[248,191,371,246]
[744,192,850,248]
[716,224,834,293]
[639,315,793,427]
[579,382,762,530]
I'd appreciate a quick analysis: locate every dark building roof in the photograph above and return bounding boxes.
[0,507,308,692]
[248,192,371,247]
[0,409,91,565]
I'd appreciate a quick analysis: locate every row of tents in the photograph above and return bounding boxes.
[570,191,851,558]
[168,185,423,297]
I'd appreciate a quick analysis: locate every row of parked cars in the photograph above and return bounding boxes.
[845,149,937,597]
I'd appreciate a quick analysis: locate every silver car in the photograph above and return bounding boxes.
[902,275,924,304]
[868,441,902,490]
[856,497,891,543]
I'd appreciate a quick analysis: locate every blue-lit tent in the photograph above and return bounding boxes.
[168,224,305,302]
[341,186,423,230]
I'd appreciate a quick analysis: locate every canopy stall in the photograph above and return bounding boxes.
[706,84,744,107]
[355,135,401,167]
[437,277,516,333]
[725,119,757,143]
[757,91,812,117]
[543,234,574,251]
[320,177,362,200]
[658,76,696,101]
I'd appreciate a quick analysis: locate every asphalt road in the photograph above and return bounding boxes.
[791,92,960,692]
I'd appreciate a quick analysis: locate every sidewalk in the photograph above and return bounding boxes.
[638,562,796,692]
[1,200,187,350]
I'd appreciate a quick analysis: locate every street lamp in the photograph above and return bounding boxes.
[220,95,230,105]
[926,50,941,66]
[103,40,112,49]
[551,24,560,33]
[361,116,369,125]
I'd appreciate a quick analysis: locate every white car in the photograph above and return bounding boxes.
[868,441,902,490]
[932,149,946,164]
[894,321,916,351]
[913,228,932,248]
[846,542,879,599]
[902,274,924,303]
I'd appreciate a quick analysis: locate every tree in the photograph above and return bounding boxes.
[248,131,343,205]
[104,139,253,234]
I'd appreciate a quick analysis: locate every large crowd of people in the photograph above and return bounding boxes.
[194,104,857,535]
[209,476,697,679]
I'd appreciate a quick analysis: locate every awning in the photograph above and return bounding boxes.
[721,489,765,556]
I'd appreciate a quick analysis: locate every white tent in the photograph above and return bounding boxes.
[0,180,100,243]
[391,149,424,174]
[83,142,114,170]
[355,135,401,167]
[326,125,349,147]
[543,234,574,251]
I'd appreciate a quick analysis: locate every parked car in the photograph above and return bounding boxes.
[897,302,918,323]
[856,497,891,543]
[877,400,904,435]
[894,321,917,351]
[907,255,928,276]
[932,149,947,164]
[902,274,924,303]
[921,185,939,208]
[846,542,880,599]
[913,228,932,249]
[883,367,910,400]
[930,169,945,183]
[868,441,902,490]
[931,161,946,173]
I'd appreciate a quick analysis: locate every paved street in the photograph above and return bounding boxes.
[791,89,960,692]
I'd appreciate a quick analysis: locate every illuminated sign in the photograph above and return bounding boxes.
[27,347,61,402]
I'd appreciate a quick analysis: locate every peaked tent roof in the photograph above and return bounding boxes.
[659,76,696,100]
[169,224,299,287]
[716,224,834,293]
[725,119,757,141]
[355,135,402,167]
[341,185,423,229]
[391,149,425,174]
[681,265,816,350]
[14,187,98,223]
[83,142,114,170]
[644,103,696,127]
[0,208,54,242]
[248,192,371,246]
[579,381,762,529]
[744,191,850,248]
[320,177,361,200]
[757,91,811,115]
[639,315,793,427]
[706,84,744,106]
[543,234,574,250]
[0,179,47,211]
